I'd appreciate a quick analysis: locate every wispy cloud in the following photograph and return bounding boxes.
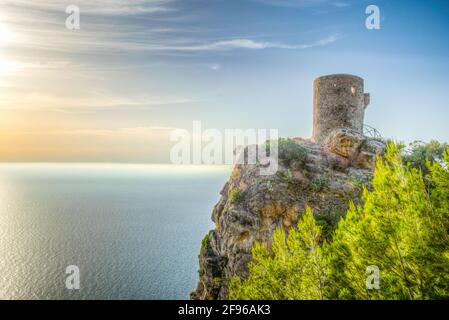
[2,0,175,16]
[0,92,195,112]
[250,0,350,8]
[45,34,339,53]
[150,34,339,51]
[208,63,221,71]
[16,126,180,137]
[7,33,339,54]
[1,0,340,55]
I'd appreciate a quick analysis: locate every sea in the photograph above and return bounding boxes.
[0,163,230,299]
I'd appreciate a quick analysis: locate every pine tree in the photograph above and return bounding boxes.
[328,144,449,299]
[229,208,328,300]
[229,144,449,300]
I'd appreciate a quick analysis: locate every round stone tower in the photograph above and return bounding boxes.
[312,74,370,144]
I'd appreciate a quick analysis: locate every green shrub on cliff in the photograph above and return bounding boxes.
[310,175,330,192]
[229,187,246,205]
[229,207,328,300]
[265,138,308,167]
[229,144,449,300]
[201,233,210,251]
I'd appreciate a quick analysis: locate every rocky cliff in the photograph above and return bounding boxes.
[191,128,385,300]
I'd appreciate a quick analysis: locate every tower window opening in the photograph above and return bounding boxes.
[351,86,356,95]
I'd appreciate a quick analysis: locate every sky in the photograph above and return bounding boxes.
[0,0,448,163]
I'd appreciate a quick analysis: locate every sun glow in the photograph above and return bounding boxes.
[0,22,15,46]
[0,20,17,76]
[0,55,21,76]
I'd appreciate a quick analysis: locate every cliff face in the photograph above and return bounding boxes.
[191,128,385,300]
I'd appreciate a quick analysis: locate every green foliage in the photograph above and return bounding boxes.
[351,176,365,189]
[229,208,328,300]
[428,149,449,238]
[327,143,449,299]
[266,181,273,193]
[403,140,448,174]
[315,210,340,241]
[230,143,449,300]
[201,233,210,251]
[213,277,224,285]
[310,175,330,192]
[282,169,293,181]
[302,168,311,179]
[229,187,246,205]
[266,138,308,166]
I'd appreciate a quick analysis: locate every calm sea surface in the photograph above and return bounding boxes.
[0,163,230,299]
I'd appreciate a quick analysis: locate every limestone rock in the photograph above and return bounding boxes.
[324,128,365,158]
[324,128,385,169]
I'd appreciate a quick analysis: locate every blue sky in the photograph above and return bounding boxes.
[0,0,448,162]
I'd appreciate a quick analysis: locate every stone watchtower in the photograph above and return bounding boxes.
[312,74,370,144]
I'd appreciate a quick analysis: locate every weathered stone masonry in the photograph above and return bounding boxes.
[312,74,370,144]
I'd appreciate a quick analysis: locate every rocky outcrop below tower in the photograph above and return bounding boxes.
[191,130,385,300]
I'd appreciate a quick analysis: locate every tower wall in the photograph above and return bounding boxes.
[312,74,370,143]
